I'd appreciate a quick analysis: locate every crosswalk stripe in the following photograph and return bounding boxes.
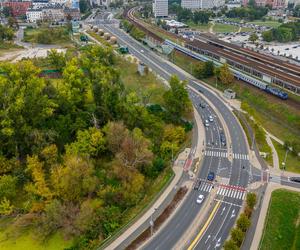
[221,188,226,196]
[247,155,249,160]
[208,185,212,193]
[239,192,243,200]
[242,192,246,200]
[217,188,221,195]
[234,191,239,199]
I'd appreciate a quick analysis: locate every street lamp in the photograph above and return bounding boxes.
[282,146,292,173]
[150,208,157,236]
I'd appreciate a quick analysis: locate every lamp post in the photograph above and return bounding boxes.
[150,208,157,236]
[282,146,292,173]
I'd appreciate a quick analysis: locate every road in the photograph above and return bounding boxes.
[88,15,300,250]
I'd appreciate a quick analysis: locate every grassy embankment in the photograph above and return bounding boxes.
[272,139,300,173]
[213,23,239,33]
[186,21,212,32]
[23,26,72,46]
[248,20,281,28]
[170,50,300,168]
[259,189,300,250]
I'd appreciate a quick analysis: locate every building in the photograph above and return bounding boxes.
[181,0,225,10]
[3,1,32,17]
[42,3,65,21]
[226,0,242,9]
[153,0,168,18]
[242,0,286,8]
[32,0,49,9]
[26,8,43,22]
[64,7,80,20]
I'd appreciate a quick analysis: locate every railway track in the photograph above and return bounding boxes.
[125,7,300,95]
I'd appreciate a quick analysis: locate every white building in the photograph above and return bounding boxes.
[153,0,168,18]
[181,0,225,10]
[226,0,242,10]
[26,8,43,22]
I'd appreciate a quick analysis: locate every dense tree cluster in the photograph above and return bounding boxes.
[262,21,300,42]
[225,6,268,21]
[0,24,14,41]
[169,5,212,24]
[121,20,145,41]
[0,45,191,248]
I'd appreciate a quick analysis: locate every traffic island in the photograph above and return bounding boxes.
[125,186,188,250]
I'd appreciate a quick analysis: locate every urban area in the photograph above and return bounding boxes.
[0,0,299,249]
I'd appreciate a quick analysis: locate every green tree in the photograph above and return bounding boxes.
[66,127,106,158]
[0,197,14,215]
[219,63,234,85]
[246,192,257,209]
[231,227,245,247]
[47,49,66,71]
[2,6,12,17]
[79,0,88,13]
[163,75,191,119]
[262,30,274,42]
[249,33,258,43]
[104,121,129,154]
[237,213,251,232]
[51,156,97,202]
[0,175,17,200]
[223,239,239,250]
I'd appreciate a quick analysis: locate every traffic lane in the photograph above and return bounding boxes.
[143,158,219,250]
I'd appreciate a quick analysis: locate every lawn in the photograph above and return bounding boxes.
[186,21,211,32]
[0,218,72,250]
[272,139,300,173]
[23,26,72,45]
[241,27,255,32]
[248,20,281,28]
[260,189,300,250]
[213,23,239,33]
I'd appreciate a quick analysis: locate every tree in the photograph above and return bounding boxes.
[51,156,97,202]
[223,239,239,250]
[219,63,234,85]
[104,121,129,154]
[249,33,258,43]
[246,192,257,209]
[79,0,89,13]
[231,227,245,247]
[236,213,251,232]
[2,6,12,17]
[117,128,153,169]
[66,127,106,158]
[0,197,14,215]
[262,30,274,42]
[163,75,191,119]
[0,175,17,200]
[47,49,66,71]
[25,155,53,201]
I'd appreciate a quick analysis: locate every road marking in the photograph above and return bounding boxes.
[187,200,221,250]
[214,199,243,207]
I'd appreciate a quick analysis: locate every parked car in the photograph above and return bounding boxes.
[204,120,210,127]
[290,177,300,183]
[220,132,226,146]
[209,115,214,122]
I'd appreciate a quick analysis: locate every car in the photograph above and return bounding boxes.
[194,178,201,190]
[209,115,214,122]
[207,171,215,181]
[220,132,226,146]
[196,194,205,204]
[140,49,144,53]
[198,89,203,93]
[199,102,206,108]
[290,177,300,183]
[204,120,209,127]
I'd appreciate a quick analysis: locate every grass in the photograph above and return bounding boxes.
[259,189,300,250]
[0,42,23,56]
[248,20,281,28]
[186,21,211,32]
[272,139,300,173]
[86,31,112,47]
[0,218,72,250]
[213,23,239,33]
[23,26,72,46]
[241,27,255,32]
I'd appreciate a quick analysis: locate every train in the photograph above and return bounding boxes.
[164,40,288,100]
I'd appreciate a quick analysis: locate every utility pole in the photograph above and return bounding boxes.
[150,208,157,236]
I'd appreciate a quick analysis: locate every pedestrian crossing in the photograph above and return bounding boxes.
[204,150,249,160]
[204,151,228,158]
[196,181,247,200]
[216,185,246,200]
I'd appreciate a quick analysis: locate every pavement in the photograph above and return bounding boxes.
[250,182,300,250]
[265,133,280,170]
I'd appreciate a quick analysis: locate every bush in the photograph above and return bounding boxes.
[246,192,257,209]
[237,213,251,232]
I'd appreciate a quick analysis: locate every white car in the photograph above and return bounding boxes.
[205,120,209,127]
[209,115,214,122]
[196,194,204,204]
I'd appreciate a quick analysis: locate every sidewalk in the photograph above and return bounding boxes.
[250,183,300,250]
[265,133,279,170]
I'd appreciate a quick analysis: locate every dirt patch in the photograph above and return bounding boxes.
[125,186,188,250]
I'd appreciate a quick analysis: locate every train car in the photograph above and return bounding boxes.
[265,86,288,100]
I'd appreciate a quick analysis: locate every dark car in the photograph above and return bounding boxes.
[194,178,201,190]
[290,177,300,183]
[198,89,203,93]
[207,172,215,181]
[220,132,226,146]
[199,102,206,108]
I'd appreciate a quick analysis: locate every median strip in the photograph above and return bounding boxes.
[187,200,221,250]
